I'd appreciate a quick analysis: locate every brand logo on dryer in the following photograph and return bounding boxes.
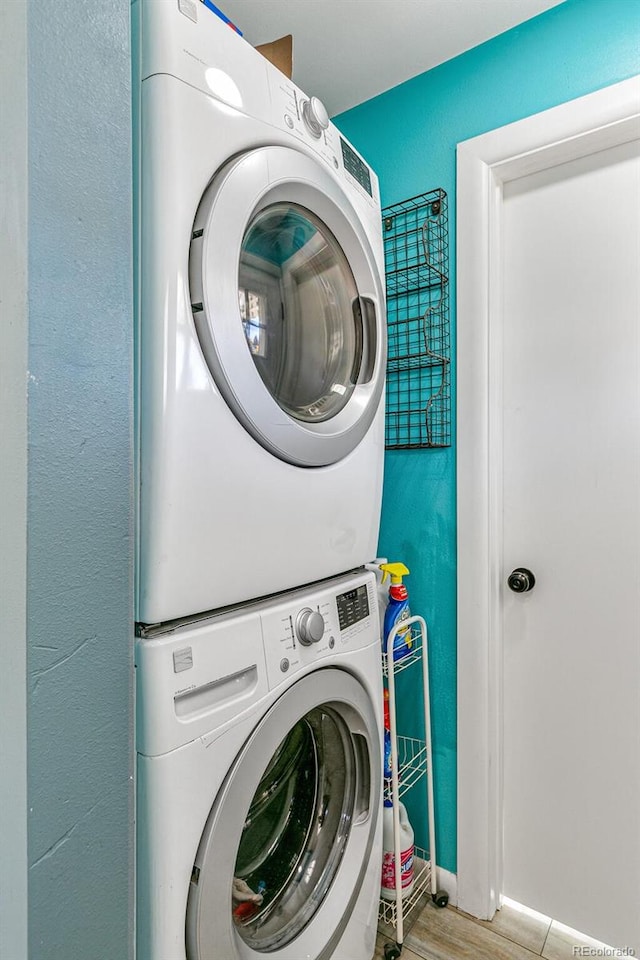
[173,646,194,673]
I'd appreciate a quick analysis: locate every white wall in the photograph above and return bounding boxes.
[0,2,28,956]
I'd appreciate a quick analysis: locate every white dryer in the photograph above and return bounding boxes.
[135,0,386,624]
[136,569,383,960]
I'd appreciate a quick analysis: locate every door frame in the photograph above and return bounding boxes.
[456,75,640,920]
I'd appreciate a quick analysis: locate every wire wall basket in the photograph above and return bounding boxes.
[383,188,451,449]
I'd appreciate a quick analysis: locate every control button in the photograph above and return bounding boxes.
[301,97,329,139]
[333,156,339,169]
[295,608,325,646]
[280,658,290,673]
[328,636,335,649]
[284,114,294,129]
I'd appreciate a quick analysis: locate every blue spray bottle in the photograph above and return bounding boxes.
[380,562,412,662]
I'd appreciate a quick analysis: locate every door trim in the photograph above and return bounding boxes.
[456,75,640,920]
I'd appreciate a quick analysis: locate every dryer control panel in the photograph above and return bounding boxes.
[260,570,378,691]
[138,0,380,214]
[267,72,380,212]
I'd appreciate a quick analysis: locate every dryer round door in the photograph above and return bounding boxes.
[188,146,386,467]
[185,668,381,960]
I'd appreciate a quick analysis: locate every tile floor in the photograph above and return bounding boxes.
[376,899,613,960]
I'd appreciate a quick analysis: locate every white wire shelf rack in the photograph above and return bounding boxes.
[383,736,427,804]
[380,614,448,956]
[381,625,423,679]
[378,848,432,929]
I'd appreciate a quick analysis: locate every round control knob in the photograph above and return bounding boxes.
[301,97,329,139]
[507,567,536,593]
[296,608,325,645]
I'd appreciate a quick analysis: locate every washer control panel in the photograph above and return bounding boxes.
[336,582,370,633]
[261,571,378,690]
[135,570,379,755]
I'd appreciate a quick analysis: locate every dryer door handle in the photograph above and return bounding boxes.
[352,297,377,385]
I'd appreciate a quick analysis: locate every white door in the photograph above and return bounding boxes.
[500,138,640,948]
[457,75,640,944]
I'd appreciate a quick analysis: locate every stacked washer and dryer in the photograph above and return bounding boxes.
[134,2,387,958]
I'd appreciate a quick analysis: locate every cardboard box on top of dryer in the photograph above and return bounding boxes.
[202,1,293,79]
[256,35,293,79]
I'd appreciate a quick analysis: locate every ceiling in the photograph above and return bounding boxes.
[220,0,565,116]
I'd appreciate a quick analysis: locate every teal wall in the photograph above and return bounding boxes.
[27,1,134,956]
[335,0,640,873]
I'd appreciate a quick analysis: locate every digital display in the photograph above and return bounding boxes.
[340,139,373,197]
[337,584,370,631]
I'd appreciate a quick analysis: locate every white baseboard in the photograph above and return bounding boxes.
[435,867,458,906]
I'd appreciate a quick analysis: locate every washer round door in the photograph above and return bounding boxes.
[188,146,385,467]
[185,669,381,960]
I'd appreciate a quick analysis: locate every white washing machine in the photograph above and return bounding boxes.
[135,0,387,625]
[136,569,383,960]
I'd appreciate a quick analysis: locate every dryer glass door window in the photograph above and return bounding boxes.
[238,204,360,423]
[231,705,356,951]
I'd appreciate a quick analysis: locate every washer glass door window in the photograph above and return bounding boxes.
[186,669,379,960]
[232,705,354,949]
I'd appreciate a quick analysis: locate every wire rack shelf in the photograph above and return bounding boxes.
[383,736,428,805]
[383,188,451,449]
[378,848,432,929]
[381,626,423,679]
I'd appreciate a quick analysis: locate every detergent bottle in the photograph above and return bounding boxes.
[380,562,412,662]
[380,799,415,900]
[383,688,392,782]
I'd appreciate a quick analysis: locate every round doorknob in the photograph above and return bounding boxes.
[296,608,325,645]
[507,568,536,593]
